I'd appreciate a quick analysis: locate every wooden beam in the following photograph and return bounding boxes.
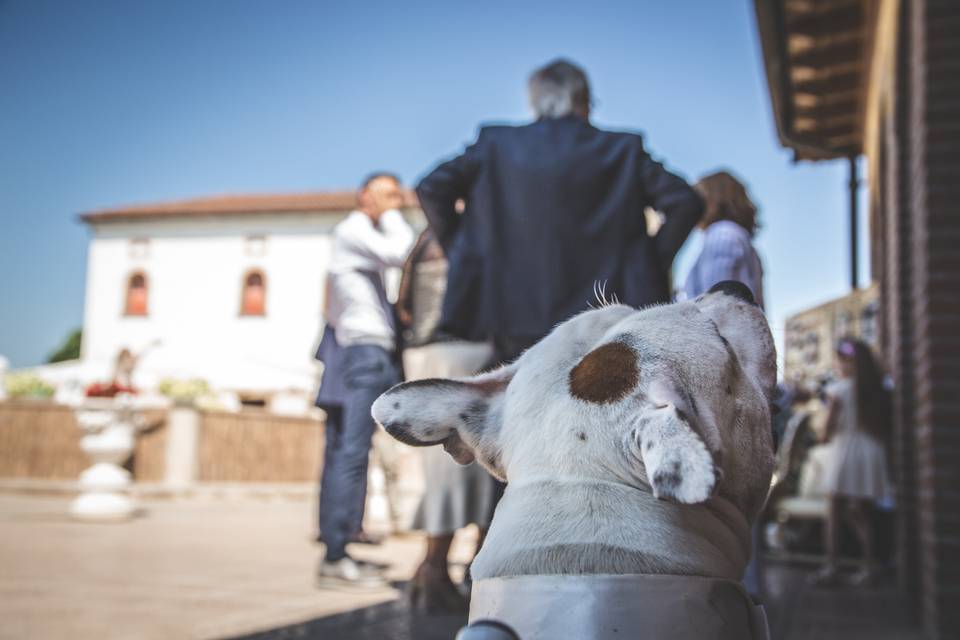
[795,100,860,119]
[793,71,861,95]
[791,40,864,68]
[792,122,858,140]
[787,3,862,37]
[793,143,859,162]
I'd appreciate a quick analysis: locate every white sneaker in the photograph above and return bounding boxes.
[809,564,842,587]
[848,566,879,587]
[316,556,388,589]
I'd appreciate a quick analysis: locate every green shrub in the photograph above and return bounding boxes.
[158,378,210,404]
[5,373,55,399]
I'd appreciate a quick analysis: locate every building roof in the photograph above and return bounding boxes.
[80,189,421,223]
[754,0,876,161]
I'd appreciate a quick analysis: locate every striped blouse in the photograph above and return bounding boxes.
[683,220,765,310]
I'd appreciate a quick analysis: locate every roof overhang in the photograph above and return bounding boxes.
[80,190,421,224]
[754,0,877,161]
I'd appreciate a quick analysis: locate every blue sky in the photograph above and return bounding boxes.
[0,0,866,367]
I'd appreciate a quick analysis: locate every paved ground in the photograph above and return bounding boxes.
[0,494,471,639]
[763,559,923,640]
[0,494,925,639]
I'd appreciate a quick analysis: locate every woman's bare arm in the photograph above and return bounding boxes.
[822,395,840,443]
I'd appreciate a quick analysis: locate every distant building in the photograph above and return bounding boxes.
[44,191,421,413]
[783,284,879,385]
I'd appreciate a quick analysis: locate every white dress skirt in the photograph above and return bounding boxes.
[403,340,497,536]
[820,378,892,501]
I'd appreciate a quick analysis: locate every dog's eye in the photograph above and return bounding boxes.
[769,402,781,417]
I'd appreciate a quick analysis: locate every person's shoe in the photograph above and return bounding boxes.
[407,564,469,614]
[315,530,385,546]
[316,556,388,589]
[351,531,386,546]
[848,566,879,587]
[809,564,842,588]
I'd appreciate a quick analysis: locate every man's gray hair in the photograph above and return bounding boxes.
[528,59,591,119]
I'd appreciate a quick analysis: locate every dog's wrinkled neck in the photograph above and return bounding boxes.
[502,474,753,571]
[474,475,754,580]
[505,474,751,531]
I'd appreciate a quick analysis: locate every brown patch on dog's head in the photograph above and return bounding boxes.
[569,342,639,404]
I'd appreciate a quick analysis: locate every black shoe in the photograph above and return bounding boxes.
[352,531,386,545]
[316,530,385,546]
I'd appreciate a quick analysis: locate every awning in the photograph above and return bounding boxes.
[754,0,876,161]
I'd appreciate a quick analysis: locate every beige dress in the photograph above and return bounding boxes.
[821,378,892,500]
[402,259,497,535]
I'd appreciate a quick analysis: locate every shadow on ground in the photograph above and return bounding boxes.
[226,562,924,640]
[226,581,467,640]
[762,560,922,640]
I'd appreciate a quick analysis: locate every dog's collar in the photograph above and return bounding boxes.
[507,474,650,492]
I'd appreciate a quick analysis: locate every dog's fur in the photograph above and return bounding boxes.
[372,283,776,581]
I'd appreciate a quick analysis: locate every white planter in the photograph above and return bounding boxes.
[70,394,148,521]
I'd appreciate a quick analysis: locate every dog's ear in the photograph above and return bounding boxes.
[371,365,514,479]
[695,281,776,394]
[627,400,718,504]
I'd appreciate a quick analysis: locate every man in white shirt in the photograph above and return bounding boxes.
[315,173,414,586]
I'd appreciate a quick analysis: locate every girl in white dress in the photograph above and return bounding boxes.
[814,338,892,586]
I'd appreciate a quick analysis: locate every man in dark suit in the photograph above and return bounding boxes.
[417,59,704,362]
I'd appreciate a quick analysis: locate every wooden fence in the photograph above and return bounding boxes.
[0,401,323,484]
[0,401,87,479]
[198,410,323,482]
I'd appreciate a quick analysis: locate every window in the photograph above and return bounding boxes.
[245,236,266,257]
[129,238,150,259]
[240,270,266,316]
[125,272,148,316]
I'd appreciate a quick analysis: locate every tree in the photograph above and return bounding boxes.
[47,328,82,363]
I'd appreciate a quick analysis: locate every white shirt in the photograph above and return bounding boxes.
[325,209,415,350]
[683,220,765,309]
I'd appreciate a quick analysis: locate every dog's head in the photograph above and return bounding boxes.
[372,281,776,520]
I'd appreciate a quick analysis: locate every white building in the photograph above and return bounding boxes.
[43,191,422,413]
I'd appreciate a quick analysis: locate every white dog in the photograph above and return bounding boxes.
[372,282,775,635]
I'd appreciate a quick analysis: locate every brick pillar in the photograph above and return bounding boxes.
[886,0,920,606]
[908,0,960,636]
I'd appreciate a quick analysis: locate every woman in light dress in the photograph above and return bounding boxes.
[813,338,892,586]
[683,170,764,309]
[395,228,498,612]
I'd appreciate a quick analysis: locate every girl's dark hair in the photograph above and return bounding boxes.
[837,337,891,440]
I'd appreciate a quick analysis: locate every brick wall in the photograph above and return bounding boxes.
[907,0,960,636]
[887,0,920,605]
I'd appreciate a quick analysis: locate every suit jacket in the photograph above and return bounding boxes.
[417,116,704,342]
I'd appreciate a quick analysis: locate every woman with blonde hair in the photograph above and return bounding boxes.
[683,170,764,309]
